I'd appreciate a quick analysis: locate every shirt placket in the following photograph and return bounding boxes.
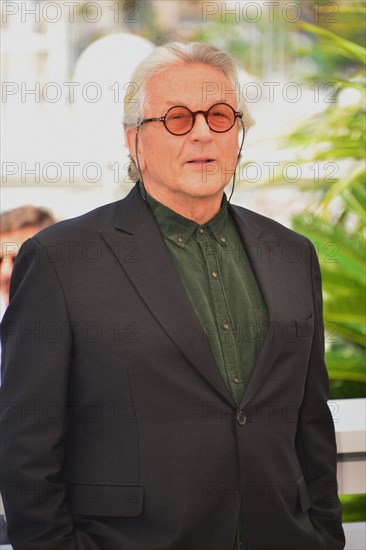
[196,226,244,405]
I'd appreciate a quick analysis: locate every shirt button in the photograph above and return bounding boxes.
[220,236,227,243]
[211,271,218,278]
[199,227,205,234]
[223,321,230,330]
[177,236,184,244]
[237,410,246,426]
[233,376,240,384]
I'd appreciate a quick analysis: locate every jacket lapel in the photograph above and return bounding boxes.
[230,205,292,408]
[101,185,234,406]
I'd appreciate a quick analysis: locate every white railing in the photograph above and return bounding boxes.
[333,398,366,550]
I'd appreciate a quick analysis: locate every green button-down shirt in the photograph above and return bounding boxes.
[145,189,268,550]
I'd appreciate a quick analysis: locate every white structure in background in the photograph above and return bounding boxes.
[1,0,153,218]
[1,0,71,217]
[1,0,68,86]
[1,0,68,165]
[72,33,154,201]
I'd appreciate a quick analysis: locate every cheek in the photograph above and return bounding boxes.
[164,143,184,171]
[144,137,180,168]
[220,145,237,170]
[225,136,239,162]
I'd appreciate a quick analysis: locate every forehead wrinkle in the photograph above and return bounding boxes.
[163,99,227,106]
[158,99,236,113]
[145,65,238,113]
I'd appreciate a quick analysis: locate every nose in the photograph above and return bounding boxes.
[188,113,212,141]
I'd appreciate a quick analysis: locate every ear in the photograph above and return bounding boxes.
[125,127,146,172]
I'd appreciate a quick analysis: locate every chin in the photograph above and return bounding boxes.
[179,178,225,198]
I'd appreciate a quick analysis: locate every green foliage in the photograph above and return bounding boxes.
[291,212,366,394]
[292,208,365,398]
[255,10,366,397]
[301,21,366,65]
[340,493,366,523]
[285,106,365,161]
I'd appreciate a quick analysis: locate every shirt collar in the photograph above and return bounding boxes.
[144,185,230,248]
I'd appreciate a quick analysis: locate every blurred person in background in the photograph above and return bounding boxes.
[0,43,344,550]
[0,206,56,309]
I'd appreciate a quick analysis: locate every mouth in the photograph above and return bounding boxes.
[186,158,216,164]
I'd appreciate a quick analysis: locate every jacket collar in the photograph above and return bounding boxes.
[229,204,292,407]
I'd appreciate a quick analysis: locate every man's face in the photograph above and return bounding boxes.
[0,226,41,306]
[126,63,240,205]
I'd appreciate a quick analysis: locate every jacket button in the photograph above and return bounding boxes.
[237,410,246,426]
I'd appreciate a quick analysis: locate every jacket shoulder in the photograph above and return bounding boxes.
[231,204,310,246]
[32,199,123,244]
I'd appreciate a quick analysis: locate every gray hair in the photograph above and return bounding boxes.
[123,41,254,182]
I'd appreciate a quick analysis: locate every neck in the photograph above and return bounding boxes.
[143,184,224,224]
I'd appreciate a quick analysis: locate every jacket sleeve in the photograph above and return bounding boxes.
[0,237,99,550]
[296,239,345,550]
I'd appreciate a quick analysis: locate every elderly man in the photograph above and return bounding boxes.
[0,42,344,550]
